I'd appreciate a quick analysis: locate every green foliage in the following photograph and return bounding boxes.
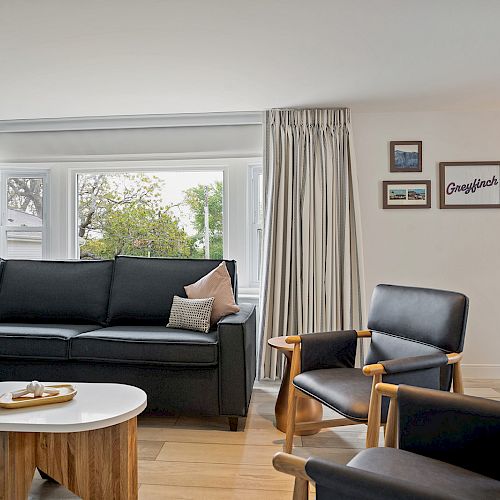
[80,204,193,259]
[78,173,224,261]
[183,181,223,259]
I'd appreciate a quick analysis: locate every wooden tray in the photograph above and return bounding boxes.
[0,384,77,409]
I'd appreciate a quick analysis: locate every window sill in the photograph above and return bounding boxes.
[238,287,260,302]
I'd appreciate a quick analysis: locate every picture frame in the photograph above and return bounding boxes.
[383,180,431,209]
[390,141,422,172]
[439,162,500,209]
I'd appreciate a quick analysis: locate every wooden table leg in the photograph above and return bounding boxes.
[275,352,323,435]
[36,417,138,500]
[0,432,37,500]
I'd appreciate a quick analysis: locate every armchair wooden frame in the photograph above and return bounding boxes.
[273,382,404,500]
[283,330,464,453]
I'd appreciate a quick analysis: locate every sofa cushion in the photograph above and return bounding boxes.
[107,256,237,326]
[0,260,114,325]
[70,326,219,366]
[0,324,102,360]
[185,261,240,324]
[167,296,215,333]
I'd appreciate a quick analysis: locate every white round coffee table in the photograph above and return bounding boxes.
[0,381,147,500]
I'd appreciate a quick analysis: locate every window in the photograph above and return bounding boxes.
[76,170,224,260]
[0,172,49,259]
[249,165,263,287]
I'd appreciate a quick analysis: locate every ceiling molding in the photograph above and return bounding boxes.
[0,111,264,133]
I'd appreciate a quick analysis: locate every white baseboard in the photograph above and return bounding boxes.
[462,364,500,379]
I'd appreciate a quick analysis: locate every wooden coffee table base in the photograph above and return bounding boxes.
[0,417,138,500]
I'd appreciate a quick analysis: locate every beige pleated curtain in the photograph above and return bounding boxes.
[259,108,365,379]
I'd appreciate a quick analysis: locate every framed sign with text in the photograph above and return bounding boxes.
[439,162,500,209]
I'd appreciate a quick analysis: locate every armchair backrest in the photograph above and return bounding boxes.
[366,284,468,390]
[398,385,500,480]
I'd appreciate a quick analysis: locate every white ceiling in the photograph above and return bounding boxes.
[1,0,500,119]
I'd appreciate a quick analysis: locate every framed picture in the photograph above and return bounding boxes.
[390,141,422,172]
[440,161,500,209]
[383,180,431,209]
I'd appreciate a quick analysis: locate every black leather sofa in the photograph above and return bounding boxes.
[0,256,256,430]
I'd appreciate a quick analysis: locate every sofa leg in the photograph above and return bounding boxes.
[228,417,239,432]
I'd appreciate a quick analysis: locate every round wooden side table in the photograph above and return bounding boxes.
[268,336,323,435]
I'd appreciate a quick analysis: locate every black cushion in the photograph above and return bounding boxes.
[398,385,500,480]
[306,455,453,500]
[70,326,219,366]
[293,368,373,421]
[300,330,357,373]
[366,332,448,366]
[347,447,500,500]
[366,332,454,391]
[367,284,468,353]
[107,256,237,326]
[0,260,114,325]
[380,352,448,374]
[0,324,102,360]
[293,365,442,421]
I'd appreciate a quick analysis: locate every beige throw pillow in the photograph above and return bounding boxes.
[167,296,214,333]
[184,262,240,324]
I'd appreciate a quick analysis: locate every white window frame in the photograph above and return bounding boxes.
[68,161,229,260]
[0,169,50,259]
[0,156,261,289]
[248,163,263,288]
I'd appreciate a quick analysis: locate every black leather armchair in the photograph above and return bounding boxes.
[283,284,468,452]
[274,384,500,500]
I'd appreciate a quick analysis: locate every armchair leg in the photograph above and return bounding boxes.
[384,397,398,448]
[284,386,298,453]
[366,373,382,448]
[284,343,301,453]
[453,361,464,394]
[293,478,309,500]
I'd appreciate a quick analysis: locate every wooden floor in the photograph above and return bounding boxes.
[28,378,500,499]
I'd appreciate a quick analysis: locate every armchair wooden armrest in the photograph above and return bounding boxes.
[363,352,463,391]
[273,452,311,500]
[363,352,462,376]
[285,329,371,345]
[363,352,463,448]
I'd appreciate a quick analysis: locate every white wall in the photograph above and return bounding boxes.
[352,110,500,378]
[0,124,262,161]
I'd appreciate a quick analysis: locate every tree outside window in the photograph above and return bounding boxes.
[77,171,223,260]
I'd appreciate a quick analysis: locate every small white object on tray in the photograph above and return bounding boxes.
[11,380,60,399]
[0,382,77,409]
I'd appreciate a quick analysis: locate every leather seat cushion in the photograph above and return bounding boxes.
[348,448,500,500]
[70,326,218,366]
[293,368,374,421]
[0,324,102,360]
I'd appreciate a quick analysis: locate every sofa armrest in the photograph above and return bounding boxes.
[299,330,358,372]
[217,303,256,416]
[397,385,500,480]
[305,456,451,500]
